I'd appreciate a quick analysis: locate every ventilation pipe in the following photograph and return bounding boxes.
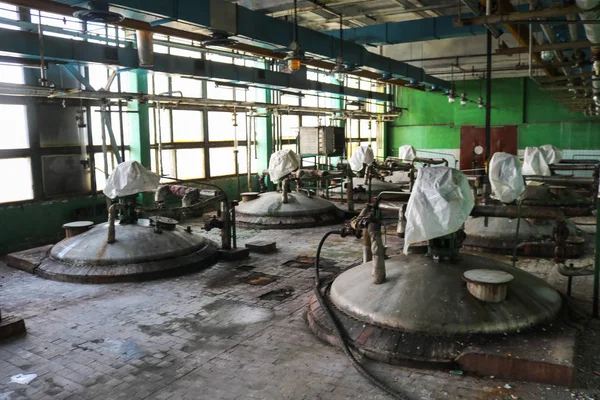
[136,30,154,68]
[575,0,600,105]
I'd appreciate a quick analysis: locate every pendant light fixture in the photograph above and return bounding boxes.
[330,14,360,84]
[283,0,310,73]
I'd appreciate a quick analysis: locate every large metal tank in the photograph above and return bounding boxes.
[308,251,563,364]
[37,218,219,283]
[235,191,343,229]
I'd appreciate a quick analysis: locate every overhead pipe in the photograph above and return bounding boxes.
[136,30,154,68]
[575,0,600,105]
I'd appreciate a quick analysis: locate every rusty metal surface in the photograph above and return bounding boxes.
[329,253,562,335]
[307,292,576,388]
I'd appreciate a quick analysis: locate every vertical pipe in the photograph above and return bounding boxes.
[594,196,600,317]
[136,30,155,68]
[37,11,47,86]
[485,29,492,161]
[346,165,354,212]
[247,112,252,192]
[220,200,231,250]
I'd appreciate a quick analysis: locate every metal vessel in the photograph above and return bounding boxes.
[235,191,343,229]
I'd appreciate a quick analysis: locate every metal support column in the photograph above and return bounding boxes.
[485,30,493,162]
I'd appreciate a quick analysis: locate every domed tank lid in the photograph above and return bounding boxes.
[329,253,562,335]
[50,219,211,266]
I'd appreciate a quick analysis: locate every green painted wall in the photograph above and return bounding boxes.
[0,196,107,254]
[388,78,600,153]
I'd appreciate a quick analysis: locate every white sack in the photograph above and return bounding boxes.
[268,149,301,182]
[522,146,551,176]
[539,144,563,165]
[403,167,474,254]
[398,145,417,161]
[489,152,525,203]
[349,145,375,171]
[103,161,161,199]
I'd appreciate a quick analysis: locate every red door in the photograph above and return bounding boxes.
[460,125,517,172]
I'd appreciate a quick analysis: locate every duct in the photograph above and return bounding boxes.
[0,29,391,103]
[576,0,600,104]
[44,0,448,89]
[324,14,488,46]
[136,30,154,68]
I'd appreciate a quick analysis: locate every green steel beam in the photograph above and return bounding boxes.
[0,28,391,103]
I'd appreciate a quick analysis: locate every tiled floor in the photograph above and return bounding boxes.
[0,219,598,399]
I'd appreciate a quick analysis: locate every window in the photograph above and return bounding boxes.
[0,104,28,149]
[176,149,205,179]
[171,76,202,98]
[209,147,249,176]
[206,81,234,101]
[0,158,33,203]
[208,112,246,141]
[172,110,203,142]
[281,115,299,139]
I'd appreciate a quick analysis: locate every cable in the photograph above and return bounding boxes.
[313,230,409,400]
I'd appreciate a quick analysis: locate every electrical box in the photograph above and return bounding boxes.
[298,126,345,156]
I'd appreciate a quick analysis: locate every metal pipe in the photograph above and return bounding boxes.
[281,177,290,204]
[369,220,386,284]
[136,30,154,68]
[594,195,600,317]
[550,164,598,170]
[362,227,372,263]
[455,5,582,26]
[36,10,47,86]
[485,29,492,161]
[346,165,354,212]
[247,113,252,192]
[220,199,231,250]
[495,40,591,55]
[107,203,127,243]
[471,205,565,220]
[524,175,595,185]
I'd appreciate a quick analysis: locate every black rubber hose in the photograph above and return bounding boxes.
[314,231,409,400]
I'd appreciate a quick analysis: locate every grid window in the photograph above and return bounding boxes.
[0,104,29,149]
[208,112,246,141]
[281,115,299,139]
[171,76,202,98]
[209,147,250,176]
[176,149,206,179]
[207,81,234,101]
[172,110,203,142]
[0,158,33,203]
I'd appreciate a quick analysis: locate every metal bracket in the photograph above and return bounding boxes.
[64,64,96,92]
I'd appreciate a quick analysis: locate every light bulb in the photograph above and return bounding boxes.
[334,71,345,83]
[448,96,455,104]
[287,58,301,72]
[460,92,468,106]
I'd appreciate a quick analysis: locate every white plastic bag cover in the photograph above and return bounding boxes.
[489,152,525,203]
[522,146,551,176]
[539,144,563,165]
[268,149,301,182]
[103,161,161,199]
[349,145,375,171]
[398,145,417,161]
[403,167,474,254]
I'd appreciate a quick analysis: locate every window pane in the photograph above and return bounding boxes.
[176,149,205,179]
[0,158,33,203]
[303,95,318,107]
[0,104,28,149]
[173,110,203,142]
[208,112,246,141]
[0,65,24,84]
[171,76,202,98]
[281,94,300,106]
[281,115,299,139]
[302,116,319,127]
[206,81,233,100]
[209,147,238,176]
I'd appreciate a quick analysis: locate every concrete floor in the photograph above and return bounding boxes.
[0,216,598,400]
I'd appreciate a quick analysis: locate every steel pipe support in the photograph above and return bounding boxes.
[107,203,128,244]
[471,205,565,220]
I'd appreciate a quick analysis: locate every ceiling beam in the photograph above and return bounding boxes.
[2,0,424,87]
